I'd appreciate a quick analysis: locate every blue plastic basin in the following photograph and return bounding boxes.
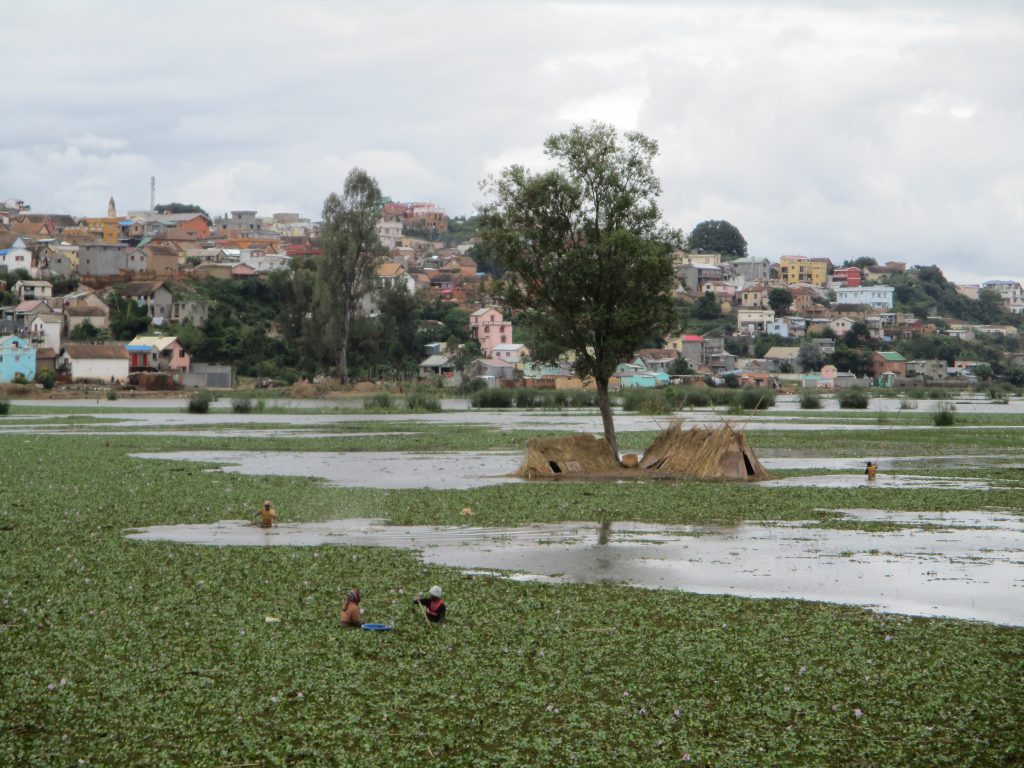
[361,623,393,631]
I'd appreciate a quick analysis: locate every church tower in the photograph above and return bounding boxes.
[107,196,117,218]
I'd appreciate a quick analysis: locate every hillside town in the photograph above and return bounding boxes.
[1,194,1022,392]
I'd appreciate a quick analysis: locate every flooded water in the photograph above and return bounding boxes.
[132,450,523,489]
[761,474,1006,491]
[127,508,1024,626]
[131,449,1020,490]
[10,395,1024,436]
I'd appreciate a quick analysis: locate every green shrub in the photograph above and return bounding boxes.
[927,389,950,399]
[367,391,393,410]
[932,402,957,426]
[566,390,597,407]
[106,389,118,401]
[0,400,9,415]
[187,390,214,414]
[680,388,711,408]
[708,389,738,406]
[638,395,672,415]
[471,388,513,408]
[406,391,441,412]
[35,368,56,390]
[898,396,917,410]
[514,389,537,408]
[231,397,254,413]
[738,388,775,410]
[837,390,870,409]
[619,388,649,412]
[12,372,28,385]
[799,390,822,409]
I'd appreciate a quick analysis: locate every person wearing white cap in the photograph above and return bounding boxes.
[414,585,446,623]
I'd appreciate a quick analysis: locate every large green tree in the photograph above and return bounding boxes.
[767,286,793,315]
[479,123,679,460]
[315,169,388,383]
[687,219,747,260]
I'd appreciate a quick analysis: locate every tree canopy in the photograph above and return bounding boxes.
[314,169,388,383]
[479,123,679,459]
[155,202,212,223]
[687,219,747,260]
[767,287,793,315]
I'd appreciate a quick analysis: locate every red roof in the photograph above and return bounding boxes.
[680,335,704,341]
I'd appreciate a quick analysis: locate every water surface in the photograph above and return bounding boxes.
[128,509,1024,626]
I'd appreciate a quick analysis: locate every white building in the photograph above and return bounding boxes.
[377,216,403,249]
[834,285,894,310]
[491,343,528,364]
[737,308,775,334]
[982,280,1024,314]
[59,343,130,383]
[239,250,290,272]
[0,237,32,272]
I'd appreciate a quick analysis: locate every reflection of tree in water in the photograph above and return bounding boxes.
[595,520,612,574]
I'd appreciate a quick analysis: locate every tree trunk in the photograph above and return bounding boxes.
[595,376,620,464]
[338,305,351,384]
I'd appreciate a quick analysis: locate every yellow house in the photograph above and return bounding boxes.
[779,255,831,286]
[81,217,121,244]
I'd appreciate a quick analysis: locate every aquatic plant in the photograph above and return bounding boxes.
[838,390,870,409]
[472,388,513,408]
[187,390,214,413]
[799,390,822,409]
[932,402,957,427]
[231,397,255,413]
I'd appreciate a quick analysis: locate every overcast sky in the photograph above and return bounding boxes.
[4,1,1022,282]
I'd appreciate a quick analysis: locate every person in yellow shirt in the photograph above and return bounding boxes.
[339,589,362,627]
[865,462,878,481]
[254,499,278,528]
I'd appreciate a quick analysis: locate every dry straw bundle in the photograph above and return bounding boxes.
[517,434,622,479]
[517,423,770,482]
[640,422,770,481]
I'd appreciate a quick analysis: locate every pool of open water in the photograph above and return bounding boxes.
[127,508,1024,626]
[130,450,1018,490]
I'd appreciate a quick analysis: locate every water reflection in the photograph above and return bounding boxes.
[128,508,1024,626]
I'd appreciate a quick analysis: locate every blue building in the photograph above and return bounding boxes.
[0,335,37,382]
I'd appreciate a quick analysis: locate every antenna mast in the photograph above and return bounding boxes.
[150,176,156,211]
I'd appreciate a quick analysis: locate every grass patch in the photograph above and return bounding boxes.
[837,390,870,409]
[1,415,1023,765]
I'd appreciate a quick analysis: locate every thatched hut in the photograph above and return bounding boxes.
[640,424,770,481]
[517,434,621,479]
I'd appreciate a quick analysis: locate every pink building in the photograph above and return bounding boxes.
[468,307,512,357]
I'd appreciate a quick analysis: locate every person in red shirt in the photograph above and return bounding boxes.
[414,585,446,623]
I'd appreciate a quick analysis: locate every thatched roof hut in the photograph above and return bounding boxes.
[517,434,621,479]
[640,424,770,481]
[517,425,770,482]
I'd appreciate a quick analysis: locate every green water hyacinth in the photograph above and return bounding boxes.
[0,411,1021,766]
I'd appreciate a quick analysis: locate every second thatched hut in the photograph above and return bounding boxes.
[639,423,769,481]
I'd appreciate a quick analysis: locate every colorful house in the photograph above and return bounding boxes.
[0,335,36,382]
[612,363,669,389]
[125,335,190,373]
[468,307,512,357]
[779,255,831,286]
[872,351,907,379]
